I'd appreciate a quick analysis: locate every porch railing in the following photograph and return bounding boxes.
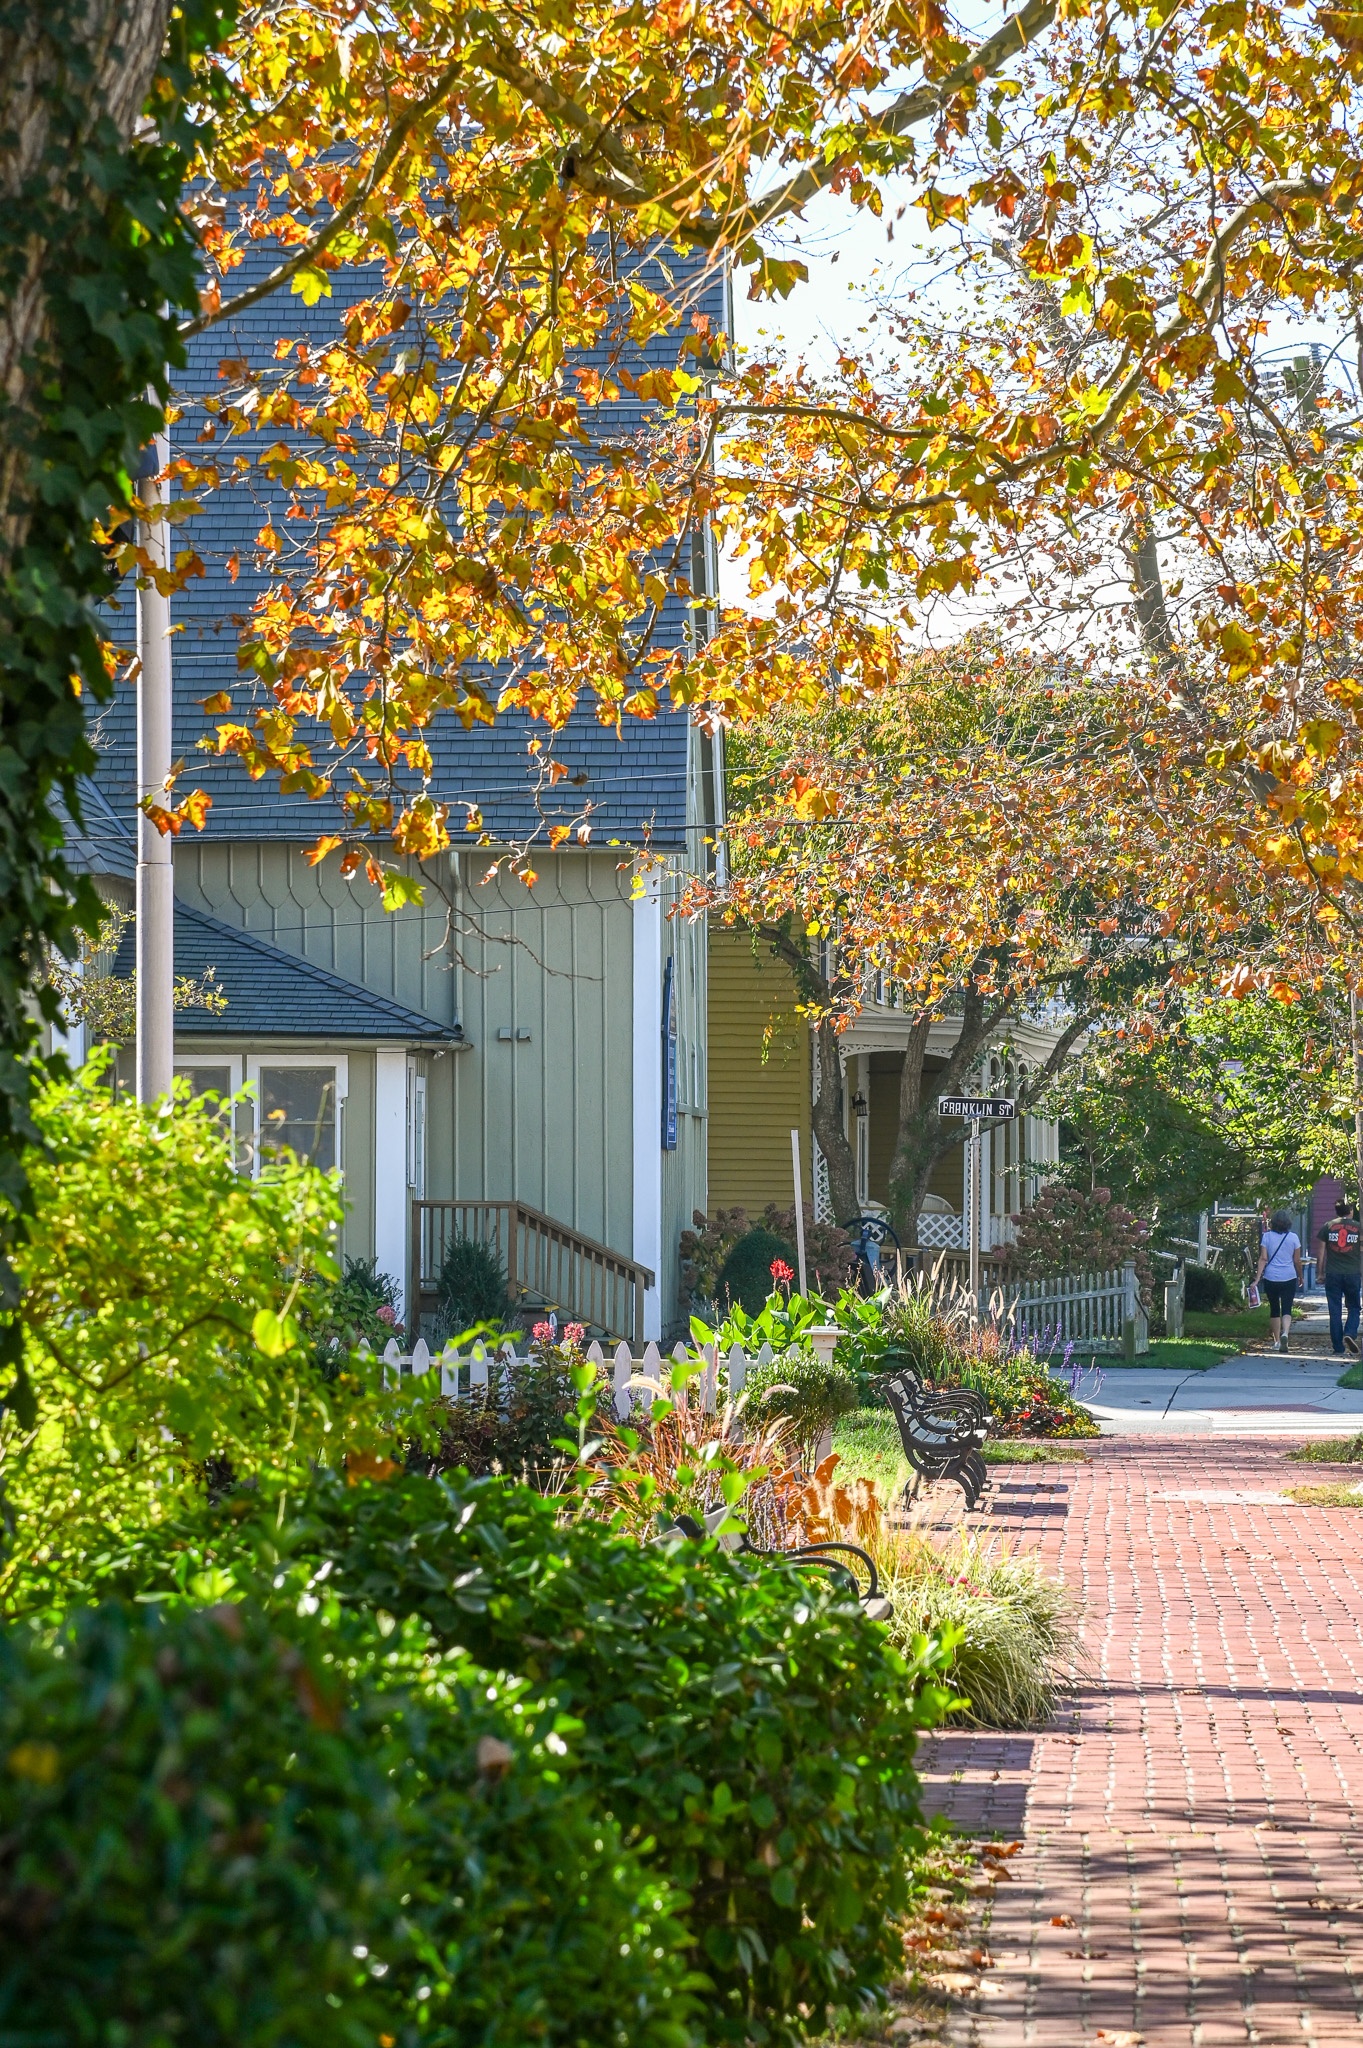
[410,1199,653,1347]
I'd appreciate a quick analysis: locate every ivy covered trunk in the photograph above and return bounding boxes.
[0,0,231,1398]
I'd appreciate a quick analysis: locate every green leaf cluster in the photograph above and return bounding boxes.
[1,1070,412,1616]
[0,0,236,1328]
[0,1597,699,2047]
[104,1466,955,2045]
[1050,991,1357,1219]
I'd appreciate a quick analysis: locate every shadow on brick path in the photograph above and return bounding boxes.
[916,1436,1363,2046]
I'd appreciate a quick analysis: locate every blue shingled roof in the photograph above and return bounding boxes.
[114,901,464,1043]
[89,234,729,851]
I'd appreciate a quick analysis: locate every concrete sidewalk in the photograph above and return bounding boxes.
[1061,1288,1363,1435]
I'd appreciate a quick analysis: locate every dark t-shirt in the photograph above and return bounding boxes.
[1319,1217,1362,1278]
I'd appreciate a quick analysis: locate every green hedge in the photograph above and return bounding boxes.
[0,1600,698,2047]
[128,1470,953,2044]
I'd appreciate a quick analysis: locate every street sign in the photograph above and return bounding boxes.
[937,1096,1016,1120]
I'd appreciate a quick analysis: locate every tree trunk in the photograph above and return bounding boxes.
[811,1014,858,1224]
[887,991,1004,1242]
[0,0,170,570]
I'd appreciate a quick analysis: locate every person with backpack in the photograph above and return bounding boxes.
[1318,1196,1362,1360]
[1252,1209,1304,1353]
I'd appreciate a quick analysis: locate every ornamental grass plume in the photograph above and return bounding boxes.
[782,1455,1084,1729]
[869,1514,1083,1728]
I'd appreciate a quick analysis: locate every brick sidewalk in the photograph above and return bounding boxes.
[917,1437,1363,2047]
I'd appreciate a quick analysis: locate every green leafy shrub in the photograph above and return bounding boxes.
[137,1469,953,2045]
[436,1234,511,1333]
[679,1205,753,1305]
[830,1288,892,1396]
[1007,1182,1153,1300]
[0,1599,698,2048]
[0,1601,390,2044]
[1183,1262,1231,1312]
[422,1341,607,1481]
[758,1204,855,1296]
[0,1070,413,1620]
[743,1348,860,1468]
[303,1255,403,1370]
[682,1207,853,1312]
[717,1227,796,1314]
[695,1289,822,1358]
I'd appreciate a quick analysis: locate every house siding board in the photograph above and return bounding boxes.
[176,840,459,1027]
[706,928,811,1217]
[433,853,635,1257]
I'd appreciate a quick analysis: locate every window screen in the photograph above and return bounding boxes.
[259,1066,338,1169]
[175,1065,232,1112]
[176,1064,231,1098]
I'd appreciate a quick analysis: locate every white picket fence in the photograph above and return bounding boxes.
[1000,1263,1149,1354]
[370,1335,777,1419]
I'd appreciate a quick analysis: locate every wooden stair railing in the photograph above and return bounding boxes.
[410,1199,653,1347]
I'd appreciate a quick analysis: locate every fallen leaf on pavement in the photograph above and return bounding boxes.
[1051,1914,1078,1927]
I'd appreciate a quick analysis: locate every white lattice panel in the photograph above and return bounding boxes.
[916,1211,964,1249]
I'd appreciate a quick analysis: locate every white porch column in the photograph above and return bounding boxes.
[632,872,664,1340]
[373,1047,409,1323]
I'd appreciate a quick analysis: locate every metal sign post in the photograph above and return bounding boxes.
[937,1096,1016,1324]
[967,1118,981,1313]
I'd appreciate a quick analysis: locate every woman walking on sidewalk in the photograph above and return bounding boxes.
[1253,1209,1303,1353]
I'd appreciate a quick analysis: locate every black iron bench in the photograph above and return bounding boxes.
[659,1508,893,1623]
[876,1358,991,1511]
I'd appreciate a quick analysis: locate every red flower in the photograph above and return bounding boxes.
[770,1258,795,1286]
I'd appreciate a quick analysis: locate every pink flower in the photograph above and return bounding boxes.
[376,1304,397,1326]
[564,1322,585,1343]
[532,1321,554,1342]
[770,1258,795,1286]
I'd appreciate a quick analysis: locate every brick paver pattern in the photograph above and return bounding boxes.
[918,1437,1363,2047]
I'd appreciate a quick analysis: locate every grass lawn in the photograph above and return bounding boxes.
[1283,1481,1363,1505]
[831,1409,1092,1498]
[1108,1336,1244,1370]
[1182,1306,1273,1343]
[1338,1360,1363,1389]
[1045,1335,1243,1372]
[1288,1435,1363,1462]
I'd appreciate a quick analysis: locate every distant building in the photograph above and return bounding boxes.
[58,238,731,1343]
[706,927,1064,1251]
